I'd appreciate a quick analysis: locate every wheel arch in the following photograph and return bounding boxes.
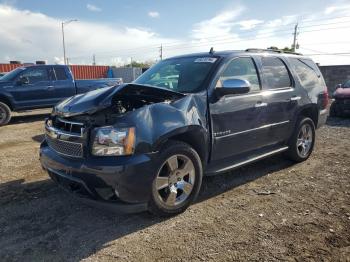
[153,125,209,166]
[296,104,319,127]
[0,95,14,110]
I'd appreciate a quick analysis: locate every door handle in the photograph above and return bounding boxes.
[255,101,268,108]
[47,86,54,90]
[290,96,301,101]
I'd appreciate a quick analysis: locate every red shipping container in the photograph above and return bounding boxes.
[0,64,109,79]
[0,64,22,73]
[70,65,109,79]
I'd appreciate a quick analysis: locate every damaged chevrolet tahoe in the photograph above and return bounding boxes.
[40,49,328,216]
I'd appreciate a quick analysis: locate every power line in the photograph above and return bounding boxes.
[301,25,350,33]
[299,19,350,29]
[302,41,350,46]
[164,25,349,52]
[69,15,350,60]
[69,22,350,61]
[305,52,350,56]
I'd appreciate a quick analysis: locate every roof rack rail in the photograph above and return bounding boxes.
[245,48,302,55]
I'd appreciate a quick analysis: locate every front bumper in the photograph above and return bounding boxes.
[40,140,159,213]
[333,98,350,115]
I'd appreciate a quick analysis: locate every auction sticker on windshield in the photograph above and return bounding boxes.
[194,57,217,63]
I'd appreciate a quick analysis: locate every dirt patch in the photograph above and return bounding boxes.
[0,112,349,261]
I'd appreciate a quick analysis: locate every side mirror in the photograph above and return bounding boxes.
[16,76,29,85]
[335,84,342,89]
[215,79,251,97]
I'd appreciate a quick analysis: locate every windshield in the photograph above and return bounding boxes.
[134,56,218,93]
[0,67,26,81]
[343,80,350,88]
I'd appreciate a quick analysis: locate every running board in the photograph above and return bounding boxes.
[205,146,289,175]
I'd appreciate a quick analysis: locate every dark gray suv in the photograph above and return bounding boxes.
[40,49,329,216]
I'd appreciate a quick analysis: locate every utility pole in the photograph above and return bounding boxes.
[130,57,133,67]
[159,44,163,60]
[92,54,96,65]
[61,19,78,65]
[292,23,298,52]
[61,22,66,65]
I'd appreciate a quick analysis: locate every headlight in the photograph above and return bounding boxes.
[92,127,135,156]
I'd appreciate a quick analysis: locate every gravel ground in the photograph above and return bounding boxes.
[0,111,349,262]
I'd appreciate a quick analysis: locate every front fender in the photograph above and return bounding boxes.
[0,90,15,110]
[118,94,209,155]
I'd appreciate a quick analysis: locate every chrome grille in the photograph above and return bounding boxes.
[55,118,84,136]
[45,118,85,158]
[46,135,83,158]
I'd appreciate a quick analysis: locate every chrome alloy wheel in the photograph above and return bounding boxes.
[0,106,5,123]
[155,154,196,207]
[297,123,313,157]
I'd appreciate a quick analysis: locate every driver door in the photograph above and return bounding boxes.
[210,56,266,161]
[10,67,55,109]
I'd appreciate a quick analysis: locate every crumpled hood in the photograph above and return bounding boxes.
[53,83,185,117]
[333,87,350,99]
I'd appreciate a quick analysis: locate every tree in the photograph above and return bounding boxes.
[267,46,293,52]
[125,61,154,68]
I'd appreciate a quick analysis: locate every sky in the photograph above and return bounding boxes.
[0,0,350,66]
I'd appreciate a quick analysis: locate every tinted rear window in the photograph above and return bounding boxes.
[54,67,68,80]
[289,58,323,88]
[261,57,292,89]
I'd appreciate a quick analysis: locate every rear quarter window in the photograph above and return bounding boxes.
[289,58,325,89]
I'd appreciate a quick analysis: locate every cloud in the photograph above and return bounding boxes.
[86,4,101,12]
[192,6,245,39]
[148,11,159,18]
[1,3,350,66]
[183,4,350,65]
[236,19,264,30]
[0,4,175,65]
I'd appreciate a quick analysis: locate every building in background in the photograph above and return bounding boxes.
[107,67,143,83]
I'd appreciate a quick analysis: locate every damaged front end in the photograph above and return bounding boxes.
[332,87,350,116]
[50,83,209,153]
[41,83,209,204]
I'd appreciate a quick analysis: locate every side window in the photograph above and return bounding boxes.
[18,68,49,84]
[290,58,321,88]
[261,57,292,89]
[344,80,350,88]
[54,67,68,80]
[218,57,260,92]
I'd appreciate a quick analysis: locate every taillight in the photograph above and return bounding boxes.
[323,88,329,109]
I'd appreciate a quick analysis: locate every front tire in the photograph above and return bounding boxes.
[0,102,11,126]
[286,117,315,162]
[148,141,203,217]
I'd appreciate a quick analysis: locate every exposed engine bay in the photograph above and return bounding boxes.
[111,94,171,115]
[52,84,186,126]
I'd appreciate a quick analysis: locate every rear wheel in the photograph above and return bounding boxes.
[0,102,11,126]
[286,117,315,162]
[148,141,203,217]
